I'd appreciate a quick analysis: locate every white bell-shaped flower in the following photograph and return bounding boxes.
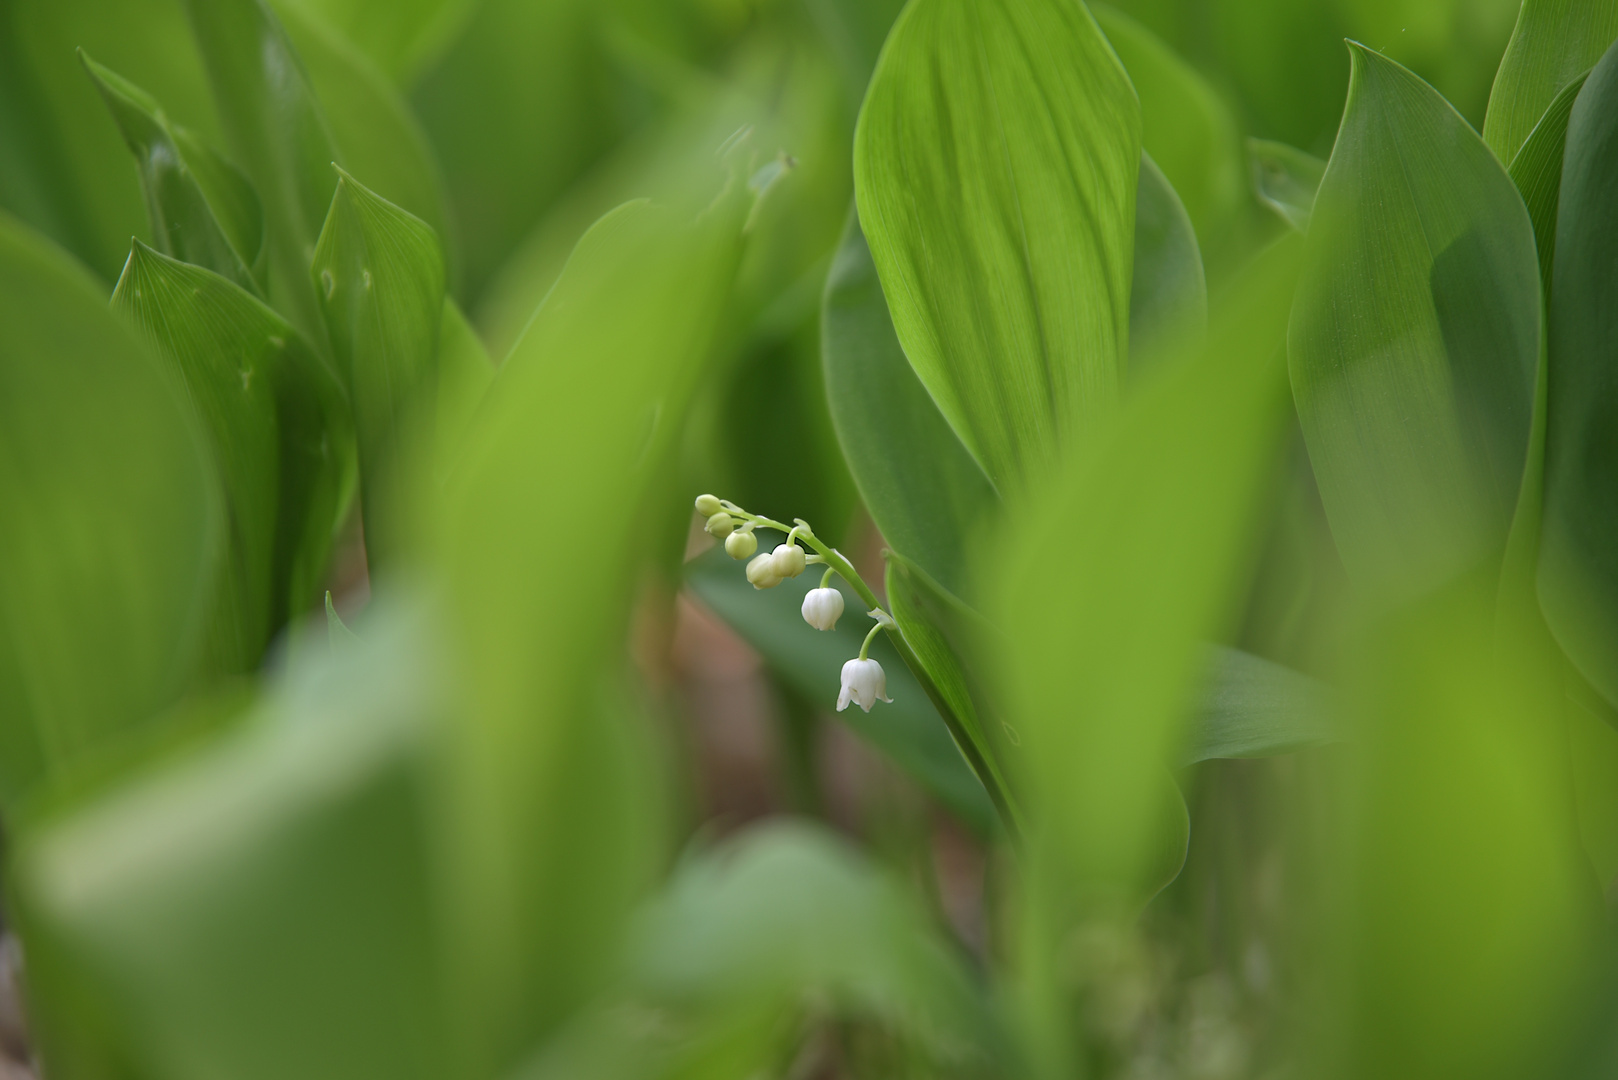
[746,552,783,590]
[771,542,807,578]
[801,587,844,631]
[837,657,892,713]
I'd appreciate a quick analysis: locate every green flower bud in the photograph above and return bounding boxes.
[706,512,735,538]
[694,494,723,517]
[746,552,783,589]
[725,530,758,560]
[771,543,807,578]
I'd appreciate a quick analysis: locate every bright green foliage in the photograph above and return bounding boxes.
[1290,45,1540,600]
[0,214,218,815]
[1129,152,1206,371]
[1094,5,1243,248]
[311,169,444,572]
[114,243,351,669]
[82,54,264,293]
[277,0,476,83]
[1249,137,1327,233]
[1539,40,1618,710]
[1181,646,1339,763]
[1484,0,1618,166]
[854,0,1141,491]
[433,298,494,463]
[1507,71,1589,289]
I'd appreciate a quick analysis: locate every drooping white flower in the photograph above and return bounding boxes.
[771,542,807,578]
[746,552,783,589]
[837,657,892,713]
[801,587,844,631]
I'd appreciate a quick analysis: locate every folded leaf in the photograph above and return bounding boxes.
[1248,138,1326,233]
[854,0,1141,490]
[1539,40,1618,709]
[1129,152,1206,374]
[0,214,219,815]
[1483,0,1618,166]
[1181,647,1340,764]
[1507,70,1589,291]
[1289,45,1541,600]
[81,53,263,292]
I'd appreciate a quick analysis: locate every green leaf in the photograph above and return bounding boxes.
[434,297,494,463]
[1094,4,1244,247]
[0,214,219,814]
[1289,45,1541,600]
[1248,138,1326,233]
[275,0,477,84]
[114,243,352,670]
[81,53,264,292]
[1483,0,1618,166]
[853,0,1141,490]
[311,168,444,572]
[820,212,997,597]
[325,591,361,652]
[1539,40,1618,709]
[14,603,451,1080]
[1181,647,1341,764]
[684,548,994,834]
[1507,70,1590,291]
[1129,151,1207,373]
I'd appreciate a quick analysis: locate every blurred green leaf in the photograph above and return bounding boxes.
[434,297,494,463]
[1483,0,1618,166]
[1181,646,1340,764]
[683,547,994,833]
[1507,70,1589,290]
[81,53,264,292]
[821,212,997,597]
[1248,137,1326,233]
[1539,40,1618,710]
[1290,45,1540,600]
[325,590,361,652]
[0,214,219,815]
[1094,5,1244,248]
[15,602,451,1080]
[277,0,477,84]
[854,0,1140,490]
[115,242,352,670]
[1568,697,1618,886]
[311,168,444,572]
[432,185,747,1073]
[1129,151,1206,373]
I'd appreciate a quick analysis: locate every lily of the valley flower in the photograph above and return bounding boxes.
[746,551,783,589]
[771,542,807,578]
[801,587,844,630]
[725,530,758,560]
[837,657,891,713]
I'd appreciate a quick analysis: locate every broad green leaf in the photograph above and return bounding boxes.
[276,0,477,83]
[1129,151,1206,373]
[1094,5,1244,247]
[0,214,219,814]
[1507,70,1589,292]
[684,548,995,834]
[14,603,451,1080]
[81,54,263,293]
[435,298,494,463]
[1181,647,1340,764]
[1248,138,1326,233]
[432,185,747,1073]
[1539,41,1618,708]
[1483,0,1618,166]
[820,212,997,597]
[311,168,444,572]
[114,243,351,664]
[1289,45,1541,600]
[854,0,1141,490]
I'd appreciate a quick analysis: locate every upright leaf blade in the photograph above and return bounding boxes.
[1539,40,1618,708]
[1248,138,1326,233]
[1507,70,1590,290]
[1289,45,1541,599]
[1483,0,1618,166]
[854,0,1141,490]
[1129,152,1206,374]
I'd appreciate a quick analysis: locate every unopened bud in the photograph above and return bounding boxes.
[695,494,723,517]
[725,530,758,560]
[771,543,807,578]
[801,587,844,631]
[706,512,735,538]
[746,552,783,589]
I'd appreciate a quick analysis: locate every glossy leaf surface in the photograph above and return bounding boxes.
[0,215,218,813]
[1539,40,1618,707]
[1249,138,1326,233]
[1483,0,1618,166]
[1289,46,1540,599]
[854,0,1140,490]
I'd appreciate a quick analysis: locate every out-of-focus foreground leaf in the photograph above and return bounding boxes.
[1289,45,1540,601]
[431,185,747,1075]
[1506,70,1588,290]
[113,243,351,667]
[1539,40,1618,710]
[1483,0,1618,166]
[81,54,263,292]
[1129,152,1206,372]
[854,0,1140,490]
[14,604,451,1080]
[0,215,218,815]
[683,548,994,835]
[1181,646,1340,764]
[1248,138,1326,233]
[311,168,444,572]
